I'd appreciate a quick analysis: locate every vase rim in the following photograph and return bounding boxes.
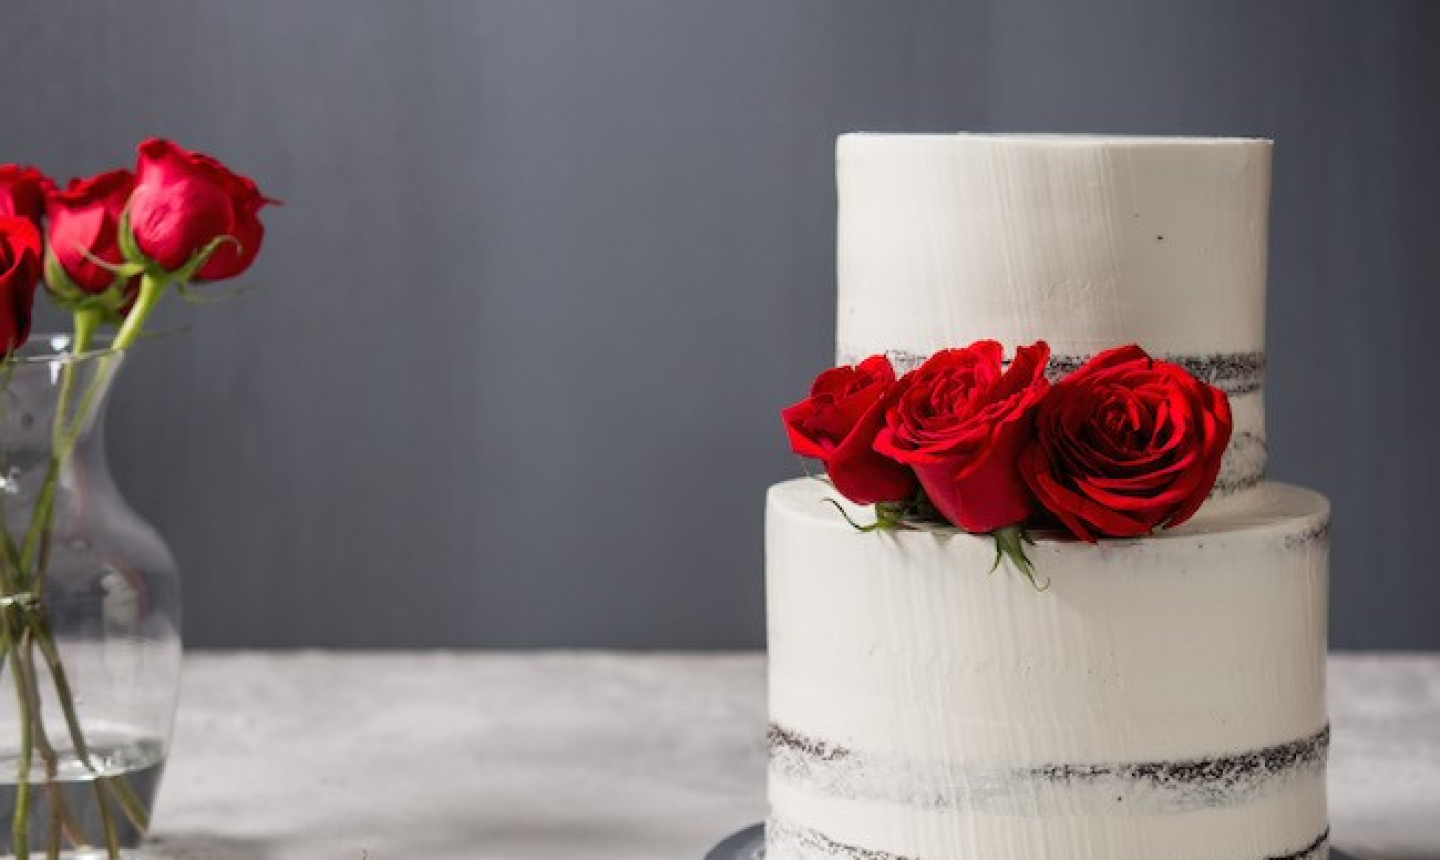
[6,333,126,366]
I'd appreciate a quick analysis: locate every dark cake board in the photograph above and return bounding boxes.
[704,825,763,860]
[704,824,1359,860]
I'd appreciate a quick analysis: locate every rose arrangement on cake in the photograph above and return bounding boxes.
[784,340,1233,583]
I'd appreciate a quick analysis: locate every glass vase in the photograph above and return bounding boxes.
[0,336,181,859]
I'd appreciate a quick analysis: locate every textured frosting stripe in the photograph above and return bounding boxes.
[1214,431,1266,496]
[834,348,1266,396]
[769,723,1328,814]
[766,819,1330,860]
[1283,518,1332,549]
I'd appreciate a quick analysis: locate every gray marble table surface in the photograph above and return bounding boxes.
[142,653,1439,860]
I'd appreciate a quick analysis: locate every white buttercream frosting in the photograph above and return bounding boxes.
[837,133,1270,357]
[766,478,1329,860]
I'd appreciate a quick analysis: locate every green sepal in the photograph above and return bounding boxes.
[173,277,257,306]
[990,525,1048,591]
[42,249,134,325]
[822,498,916,533]
[76,245,144,280]
[116,204,149,267]
[171,234,240,285]
[43,249,88,304]
[874,501,917,527]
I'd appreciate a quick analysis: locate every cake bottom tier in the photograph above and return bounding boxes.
[764,478,1330,860]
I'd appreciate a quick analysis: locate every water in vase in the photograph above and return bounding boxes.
[0,738,164,859]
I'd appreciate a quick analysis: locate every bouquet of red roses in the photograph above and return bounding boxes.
[0,140,272,860]
[783,341,1232,584]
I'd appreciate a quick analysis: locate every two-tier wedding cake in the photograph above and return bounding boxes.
[766,135,1330,860]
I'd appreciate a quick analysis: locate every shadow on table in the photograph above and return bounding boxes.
[142,832,275,860]
[394,812,671,859]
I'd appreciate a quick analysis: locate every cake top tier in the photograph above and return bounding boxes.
[835,133,1271,365]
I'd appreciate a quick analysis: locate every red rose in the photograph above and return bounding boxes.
[0,166,54,227]
[782,355,917,505]
[0,217,42,351]
[127,138,272,280]
[46,170,137,294]
[874,341,1050,533]
[1019,345,1233,542]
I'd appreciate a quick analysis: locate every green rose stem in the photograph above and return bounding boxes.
[17,630,102,860]
[3,270,170,859]
[16,620,91,852]
[18,305,101,594]
[22,605,130,859]
[4,616,33,860]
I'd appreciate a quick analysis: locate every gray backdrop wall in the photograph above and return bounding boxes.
[2,1,1435,649]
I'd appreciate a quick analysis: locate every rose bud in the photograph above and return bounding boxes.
[782,355,917,505]
[127,138,272,280]
[0,216,43,352]
[46,170,138,294]
[874,341,1050,534]
[1020,345,1233,542]
[0,165,55,227]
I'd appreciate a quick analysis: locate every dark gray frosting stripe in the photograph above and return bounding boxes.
[1046,351,1266,395]
[1284,517,1332,550]
[1213,432,1267,496]
[836,349,1266,397]
[769,722,1328,813]
[766,819,1330,860]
